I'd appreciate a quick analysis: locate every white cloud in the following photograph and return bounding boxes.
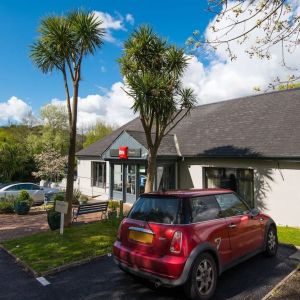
[93,11,133,44]
[51,0,300,128]
[182,1,300,104]
[125,14,134,25]
[50,82,135,128]
[0,96,33,123]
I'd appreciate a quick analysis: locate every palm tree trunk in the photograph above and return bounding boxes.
[145,148,157,193]
[65,82,79,226]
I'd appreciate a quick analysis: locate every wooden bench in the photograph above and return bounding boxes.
[72,201,108,222]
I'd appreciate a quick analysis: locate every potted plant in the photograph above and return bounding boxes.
[108,200,120,219]
[14,190,33,215]
[47,194,64,230]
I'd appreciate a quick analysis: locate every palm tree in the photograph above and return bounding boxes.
[119,26,196,193]
[30,10,105,225]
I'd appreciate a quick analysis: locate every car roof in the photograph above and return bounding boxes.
[0,182,38,189]
[141,188,233,198]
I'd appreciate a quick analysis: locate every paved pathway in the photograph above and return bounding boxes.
[0,245,298,300]
[0,205,108,242]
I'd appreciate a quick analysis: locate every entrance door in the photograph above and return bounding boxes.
[126,165,137,203]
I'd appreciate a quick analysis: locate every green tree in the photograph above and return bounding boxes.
[0,141,21,182]
[40,104,69,154]
[119,26,196,193]
[0,126,37,182]
[32,147,67,182]
[83,121,114,148]
[30,10,105,225]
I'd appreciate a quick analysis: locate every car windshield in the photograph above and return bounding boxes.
[0,183,11,189]
[128,196,180,224]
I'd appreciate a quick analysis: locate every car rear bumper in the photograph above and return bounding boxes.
[113,241,188,287]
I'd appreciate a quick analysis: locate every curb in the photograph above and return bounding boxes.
[0,245,110,278]
[279,242,300,250]
[261,267,299,300]
[0,245,38,277]
[40,253,109,277]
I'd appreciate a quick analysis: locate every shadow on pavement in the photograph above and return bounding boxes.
[0,245,298,300]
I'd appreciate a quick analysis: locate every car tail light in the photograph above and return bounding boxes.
[170,231,182,254]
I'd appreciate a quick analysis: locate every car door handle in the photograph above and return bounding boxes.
[228,224,237,228]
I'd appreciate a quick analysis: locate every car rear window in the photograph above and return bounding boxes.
[128,196,180,224]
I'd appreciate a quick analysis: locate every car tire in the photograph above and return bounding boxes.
[184,252,217,300]
[265,226,278,257]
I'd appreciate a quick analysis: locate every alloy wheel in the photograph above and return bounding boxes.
[195,258,215,296]
[268,230,276,251]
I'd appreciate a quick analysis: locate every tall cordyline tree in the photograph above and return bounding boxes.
[119,26,196,193]
[30,11,105,225]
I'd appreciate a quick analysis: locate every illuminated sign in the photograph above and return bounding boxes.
[118,146,128,159]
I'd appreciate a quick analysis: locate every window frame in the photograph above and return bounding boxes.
[215,192,251,218]
[128,195,182,225]
[204,167,254,208]
[91,161,106,188]
[187,195,222,224]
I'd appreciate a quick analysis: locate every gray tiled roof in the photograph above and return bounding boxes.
[76,88,300,159]
[126,131,179,157]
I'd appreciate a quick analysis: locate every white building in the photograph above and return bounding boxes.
[76,88,300,227]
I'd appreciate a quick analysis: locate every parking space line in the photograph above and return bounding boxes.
[36,277,50,286]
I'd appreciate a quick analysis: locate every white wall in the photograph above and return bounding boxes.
[179,158,300,227]
[76,158,109,198]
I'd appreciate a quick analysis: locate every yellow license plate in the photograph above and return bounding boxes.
[129,230,153,244]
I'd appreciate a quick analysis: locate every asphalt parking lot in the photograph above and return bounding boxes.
[0,245,298,300]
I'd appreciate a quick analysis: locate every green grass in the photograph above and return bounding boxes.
[277,226,300,246]
[2,219,120,273]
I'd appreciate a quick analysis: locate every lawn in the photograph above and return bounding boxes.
[1,219,120,274]
[1,221,299,275]
[277,226,300,246]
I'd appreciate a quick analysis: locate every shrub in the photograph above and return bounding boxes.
[16,190,33,205]
[54,193,65,202]
[108,200,120,212]
[79,195,89,204]
[0,197,15,214]
[14,190,33,215]
[73,188,82,205]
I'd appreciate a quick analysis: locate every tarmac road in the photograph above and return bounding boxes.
[0,245,298,300]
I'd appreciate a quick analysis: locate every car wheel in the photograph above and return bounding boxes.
[265,226,278,257]
[184,252,217,300]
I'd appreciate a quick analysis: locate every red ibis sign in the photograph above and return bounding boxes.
[118,146,128,159]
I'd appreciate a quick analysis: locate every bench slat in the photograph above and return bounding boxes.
[73,202,109,220]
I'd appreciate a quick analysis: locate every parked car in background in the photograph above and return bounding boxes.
[0,183,60,204]
[113,189,278,300]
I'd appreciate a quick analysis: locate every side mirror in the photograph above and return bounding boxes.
[250,208,260,218]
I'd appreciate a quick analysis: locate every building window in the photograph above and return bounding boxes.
[126,165,136,195]
[204,167,254,208]
[138,165,147,194]
[156,164,175,191]
[113,164,123,192]
[92,162,106,188]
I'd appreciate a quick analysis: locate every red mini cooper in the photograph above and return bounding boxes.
[113,189,278,299]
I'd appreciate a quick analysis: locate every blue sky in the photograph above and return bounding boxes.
[1,1,299,126]
[0,1,210,117]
